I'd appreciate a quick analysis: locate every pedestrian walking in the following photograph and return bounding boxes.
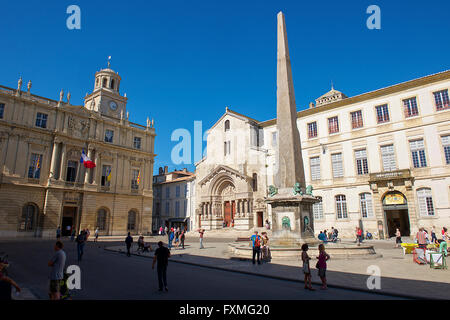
[316,244,330,290]
[94,227,99,242]
[168,229,174,249]
[56,226,61,239]
[76,230,86,262]
[301,244,314,291]
[159,226,163,236]
[395,228,402,248]
[152,241,171,292]
[180,230,185,249]
[261,232,270,261]
[430,226,437,244]
[416,227,428,249]
[198,229,205,249]
[70,229,75,242]
[125,232,133,257]
[48,241,66,300]
[164,226,168,236]
[250,231,262,265]
[174,230,180,248]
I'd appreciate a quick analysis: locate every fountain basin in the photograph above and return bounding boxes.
[228,241,381,260]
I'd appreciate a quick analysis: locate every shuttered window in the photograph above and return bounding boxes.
[381,145,396,171]
[310,157,321,180]
[313,196,323,220]
[410,139,427,168]
[360,193,374,218]
[355,149,369,175]
[331,153,343,178]
[417,188,434,216]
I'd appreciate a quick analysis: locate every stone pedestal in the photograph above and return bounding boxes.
[233,216,253,231]
[266,188,319,245]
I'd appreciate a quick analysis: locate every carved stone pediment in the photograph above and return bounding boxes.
[199,165,250,186]
[67,114,90,139]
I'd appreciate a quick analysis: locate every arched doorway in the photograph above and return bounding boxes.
[96,208,109,235]
[127,210,138,234]
[382,191,410,237]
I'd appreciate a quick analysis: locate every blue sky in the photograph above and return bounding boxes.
[1,0,449,172]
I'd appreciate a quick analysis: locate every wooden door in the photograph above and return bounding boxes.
[257,212,263,228]
[224,201,231,227]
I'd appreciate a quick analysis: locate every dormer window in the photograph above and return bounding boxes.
[224,120,230,132]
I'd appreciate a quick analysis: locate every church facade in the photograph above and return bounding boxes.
[195,70,450,239]
[0,65,156,238]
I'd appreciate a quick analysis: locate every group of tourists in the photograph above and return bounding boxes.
[166,226,186,250]
[317,227,339,243]
[249,231,271,265]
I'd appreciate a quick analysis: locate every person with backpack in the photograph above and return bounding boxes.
[125,232,133,257]
[250,231,262,265]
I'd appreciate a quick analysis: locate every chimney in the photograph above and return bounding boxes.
[158,167,163,175]
[164,166,168,174]
[309,102,315,108]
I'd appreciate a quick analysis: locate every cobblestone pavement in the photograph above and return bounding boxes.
[0,239,404,300]
[105,235,449,300]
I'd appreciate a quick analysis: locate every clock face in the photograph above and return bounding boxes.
[109,101,117,111]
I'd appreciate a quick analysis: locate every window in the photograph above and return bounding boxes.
[351,110,363,129]
[403,97,419,118]
[165,202,170,214]
[310,157,321,180]
[224,141,231,156]
[28,153,42,179]
[331,153,343,178]
[0,103,4,119]
[375,104,390,123]
[96,209,107,231]
[133,137,141,149]
[313,197,323,220]
[417,188,434,216]
[35,112,48,128]
[355,149,369,175]
[224,120,230,131]
[101,165,111,187]
[335,195,348,219]
[127,210,137,231]
[66,160,78,182]
[380,145,396,171]
[104,129,114,143]
[102,78,107,87]
[176,185,180,198]
[272,132,277,147]
[252,173,258,191]
[434,89,449,111]
[360,193,374,218]
[410,139,427,168]
[442,136,450,165]
[308,122,317,138]
[328,116,339,134]
[110,79,115,89]
[165,187,170,198]
[19,204,37,231]
[131,169,140,190]
[175,201,180,218]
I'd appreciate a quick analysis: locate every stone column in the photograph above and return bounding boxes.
[49,140,60,179]
[59,143,67,181]
[84,148,94,184]
[92,150,99,185]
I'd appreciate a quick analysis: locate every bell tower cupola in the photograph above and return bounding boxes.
[84,57,128,118]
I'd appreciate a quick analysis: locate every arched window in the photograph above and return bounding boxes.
[19,203,37,231]
[360,193,373,218]
[417,188,434,216]
[127,210,137,231]
[96,209,108,231]
[335,195,348,219]
[224,120,230,132]
[110,79,115,89]
[252,173,258,191]
[102,78,107,87]
[313,196,323,220]
[96,78,99,87]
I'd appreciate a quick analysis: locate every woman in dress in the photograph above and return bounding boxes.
[301,244,314,291]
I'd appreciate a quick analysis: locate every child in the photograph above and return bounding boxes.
[317,244,330,290]
[301,244,314,291]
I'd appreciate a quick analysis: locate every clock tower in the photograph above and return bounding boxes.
[84,62,127,118]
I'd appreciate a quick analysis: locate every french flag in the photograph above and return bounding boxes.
[80,150,96,168]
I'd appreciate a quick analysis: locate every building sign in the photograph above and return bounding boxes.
[370,169,411,181]
[384,193,405,205]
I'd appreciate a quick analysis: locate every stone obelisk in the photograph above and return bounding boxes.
[267,12,318,245]
[275,11,306,189]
